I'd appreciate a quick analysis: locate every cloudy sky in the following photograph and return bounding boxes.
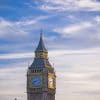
[0,0,100,100]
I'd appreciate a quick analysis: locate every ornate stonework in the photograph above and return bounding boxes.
[27,33,56,100]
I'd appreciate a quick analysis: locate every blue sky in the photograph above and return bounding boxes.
[0,0,100,100]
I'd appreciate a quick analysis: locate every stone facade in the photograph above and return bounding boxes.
[27,33,56,100]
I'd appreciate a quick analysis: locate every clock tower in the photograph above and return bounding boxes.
[27,32,56,100]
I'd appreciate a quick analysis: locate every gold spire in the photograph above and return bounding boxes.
[35,31,48,58]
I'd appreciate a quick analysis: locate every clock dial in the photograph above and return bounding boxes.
[48,77,53,88]
[31,76,42,87]
[48,73,55,89]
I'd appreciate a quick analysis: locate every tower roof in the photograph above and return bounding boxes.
[30,31,52,69]
[35,32,47,52]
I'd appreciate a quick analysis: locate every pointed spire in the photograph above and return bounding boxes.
[35,31,47,52]
[40,29,43,37]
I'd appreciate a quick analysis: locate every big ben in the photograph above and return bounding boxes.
[27,32,56,100]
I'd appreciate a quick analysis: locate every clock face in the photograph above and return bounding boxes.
[31,76,42,87]
[48,77,54,88]
[48,73,55,89]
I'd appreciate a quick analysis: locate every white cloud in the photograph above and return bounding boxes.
[54,49,100,100]
[0,18,27,38]
[0,18,12,28]
[95,16,100,24]
[53,16,100,44]
[0,52,33,59]
[38,0,100,12]
[0,63,27,100]
[16,16,49,26]
[0,47,100,59]
[0,16,49,38]
[77,0,100,11]
[0,47,100,100]
[54,22,93,36]
[38,0,77,12]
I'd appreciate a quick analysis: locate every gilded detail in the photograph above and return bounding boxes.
[35,52,48,58]
[48,73,56,89]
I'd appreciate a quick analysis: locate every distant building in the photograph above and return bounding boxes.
[15,98,17,100]
[27,32,56,100]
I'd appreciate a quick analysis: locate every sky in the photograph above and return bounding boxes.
[0,0,100,100]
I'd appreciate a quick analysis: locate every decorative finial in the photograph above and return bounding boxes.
[40,29,43,38]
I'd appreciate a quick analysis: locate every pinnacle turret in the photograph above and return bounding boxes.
[30,32,52,68]
[35,32,47,52]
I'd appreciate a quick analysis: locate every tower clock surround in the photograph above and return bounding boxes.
[27,33,56,100]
